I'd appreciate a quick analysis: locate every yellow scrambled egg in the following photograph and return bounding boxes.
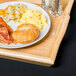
[20,9,48,31]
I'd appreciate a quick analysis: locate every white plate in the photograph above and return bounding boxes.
[0,1,51,49]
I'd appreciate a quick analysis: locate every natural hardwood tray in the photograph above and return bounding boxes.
[0,0,74,66]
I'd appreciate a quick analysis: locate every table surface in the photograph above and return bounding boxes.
[0,0,76,76]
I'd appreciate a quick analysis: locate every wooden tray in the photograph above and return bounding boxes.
[0,0,74,66]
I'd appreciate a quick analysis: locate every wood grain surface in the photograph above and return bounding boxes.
[0,0,74,66]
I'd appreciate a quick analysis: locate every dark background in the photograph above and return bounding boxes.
[0,1,76,76]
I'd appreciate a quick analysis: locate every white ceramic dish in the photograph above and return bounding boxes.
[0,1,51,49]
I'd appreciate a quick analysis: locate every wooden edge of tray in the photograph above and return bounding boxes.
[0,50,53,66]
[49,0,74,64]
[49,15,70,62]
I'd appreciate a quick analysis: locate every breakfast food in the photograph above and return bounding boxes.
[0,3,48,46]
[0,17,40,44]
[0,17,14,44]
[13,24,39,44]
[0,4,48,31]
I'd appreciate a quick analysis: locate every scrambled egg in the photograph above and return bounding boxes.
[20,9,48,31]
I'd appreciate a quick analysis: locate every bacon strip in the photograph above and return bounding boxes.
[0,17,14,44]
